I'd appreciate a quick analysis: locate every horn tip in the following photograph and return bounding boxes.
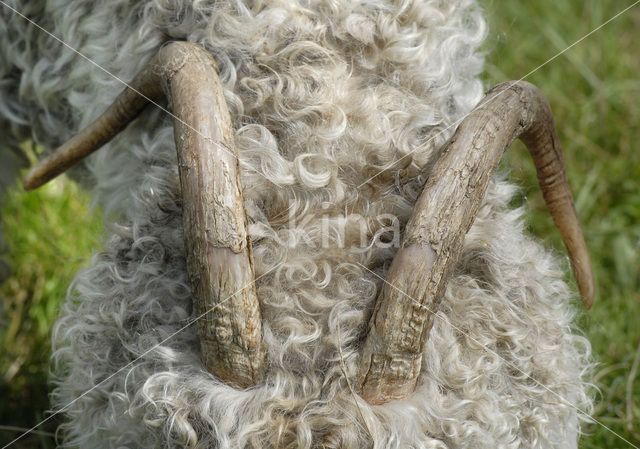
[22,170,41,191]
[575,264,595,309]
[580,281,594,310]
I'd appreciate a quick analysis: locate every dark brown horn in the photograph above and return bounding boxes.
[23,42,264,388]
[358,81,594,405]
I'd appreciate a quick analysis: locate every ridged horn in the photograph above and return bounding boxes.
[23,41,264,388]
[358,80,594,405]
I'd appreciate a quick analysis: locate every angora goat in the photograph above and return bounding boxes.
[0,0,595,448]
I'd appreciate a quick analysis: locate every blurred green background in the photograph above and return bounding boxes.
[484,1,640,447]
[1,1,639,447]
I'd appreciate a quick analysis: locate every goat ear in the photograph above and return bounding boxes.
[358,81,594,405]
[23,42,265,388]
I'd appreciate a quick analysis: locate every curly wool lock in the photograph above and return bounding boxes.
[0,0,593,448]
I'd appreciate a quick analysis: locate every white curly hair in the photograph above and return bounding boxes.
[0,0,593,448]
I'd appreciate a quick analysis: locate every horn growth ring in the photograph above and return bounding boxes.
[23,42,264,388]
[358,81,594,405]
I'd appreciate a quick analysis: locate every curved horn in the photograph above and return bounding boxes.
[358,81,594,405]
[23,42,264,388]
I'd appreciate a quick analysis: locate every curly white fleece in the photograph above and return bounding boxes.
[0,1,593,448]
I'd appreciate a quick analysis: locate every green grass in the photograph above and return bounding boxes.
[482,0,640,447]
[0,154,103,447]
[1,1,639,447]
